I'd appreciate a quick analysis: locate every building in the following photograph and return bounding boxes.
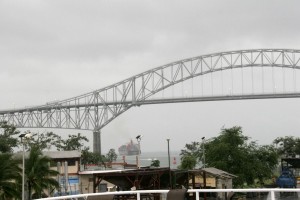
[17,151,236,198]
[189,167,237,199]
[45,150,81,195]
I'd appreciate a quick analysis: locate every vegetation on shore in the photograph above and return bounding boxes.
[178,126,300,188]
[1,121,300,198]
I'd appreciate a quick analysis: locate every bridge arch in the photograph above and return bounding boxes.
[1,49,300,153]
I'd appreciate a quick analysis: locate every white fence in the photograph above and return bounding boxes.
[36,188,300,200]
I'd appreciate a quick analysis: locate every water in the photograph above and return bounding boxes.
[116,151,181,169]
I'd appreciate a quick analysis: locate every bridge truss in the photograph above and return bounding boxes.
[1,49,300,153]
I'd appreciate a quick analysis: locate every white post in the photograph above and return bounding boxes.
[22,138,25,200]
[19,132,31,200]
[270,190,275,200]
[202,137,205,168]
[64,161,68,194]
[137,140,140,168]
[136,135,142,168]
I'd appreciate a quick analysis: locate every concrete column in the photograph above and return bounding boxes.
[93,130,101,155]
[64,161,68,194]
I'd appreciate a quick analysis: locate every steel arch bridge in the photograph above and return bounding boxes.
[2,49,300,154]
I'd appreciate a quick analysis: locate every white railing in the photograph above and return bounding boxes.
[36,188,300,200]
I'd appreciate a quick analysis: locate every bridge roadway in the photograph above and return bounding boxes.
[1,92,300,114]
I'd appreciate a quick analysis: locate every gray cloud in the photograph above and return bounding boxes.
[1,0,300,152]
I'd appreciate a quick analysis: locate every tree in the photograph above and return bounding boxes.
[150,159,160,167]
[81,147,107,167]
[0,153,21,200]
[55,133,89,151]
[106,148,118,162]
[178,155,197,170]
[179,126,279,187]
[179,141,202,169]
[251,145,278,185]
[27,132,61,151]
[273,136,300,157]
[0,121,20,153]
[205,126,278,187]
[25,147,59,199]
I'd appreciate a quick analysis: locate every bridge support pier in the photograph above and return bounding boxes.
[93,130,101,155]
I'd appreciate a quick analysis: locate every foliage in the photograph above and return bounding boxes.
[106,148,118,162]
[56,133,89,151]
[150,159,160,167]
[0,153,21,200]
[25,147,59,200]
[81,147,107,165]
[205,126,279,187]
[179,126,279,187]
[0,121,20,153]
[179,141,202,169]
[178,155,197,170]
[273,136,300,157]
[250,145,278,185]
[25,131,89,152]
[27,132,61,151]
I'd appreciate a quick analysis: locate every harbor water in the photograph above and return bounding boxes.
[116,151,181,169]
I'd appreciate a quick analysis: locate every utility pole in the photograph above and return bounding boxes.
[136,135,143,168]
[19,131,31,200]
[167,139,171,188]
[202,137,205,168]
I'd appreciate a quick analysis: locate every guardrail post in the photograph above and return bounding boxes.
[136,192,140,200]
[195,191,200,200]
[270,190,275,200]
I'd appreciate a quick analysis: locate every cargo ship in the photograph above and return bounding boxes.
[118,140,140,156]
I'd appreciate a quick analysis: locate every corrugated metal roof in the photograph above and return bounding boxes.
[189,167,237,178]
[79,169,136,175]
[14,150,81,159]
[43,150,81,159]
[202,167,237,178]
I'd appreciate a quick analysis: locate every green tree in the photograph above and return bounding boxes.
[179,141,202,169]
[25,147,59,199]
[56,133,88,151]
[150,159,160,167]
[27,132,61,151]
[0,121,20,153]
[81,148,107,166]
[251,145,278,185]
[179,155,197,170]
[106,148,118,162]
[179,126,279,187]
[273,136,300,157]
[205,126,278,187]
[0,153,21,200]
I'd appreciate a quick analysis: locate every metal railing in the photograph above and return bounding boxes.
[36,188,300,200]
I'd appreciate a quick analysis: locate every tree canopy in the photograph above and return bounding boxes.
[150,159,160,167]
[0,121,20,153]
[179,126,279,187]
[0,153,21,200]
[55,133,89,151]
[27,132,61,151]
[273,136,300,157]
[178,141,202,169]
[25,147,59,199]
[106,148,118,162]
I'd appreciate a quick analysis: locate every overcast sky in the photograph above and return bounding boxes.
[1,0,300,154]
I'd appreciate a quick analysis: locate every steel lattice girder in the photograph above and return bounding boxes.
[1,49,300,130]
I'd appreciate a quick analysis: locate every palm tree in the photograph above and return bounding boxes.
[25,147,59,200]
[0,153,21,200]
